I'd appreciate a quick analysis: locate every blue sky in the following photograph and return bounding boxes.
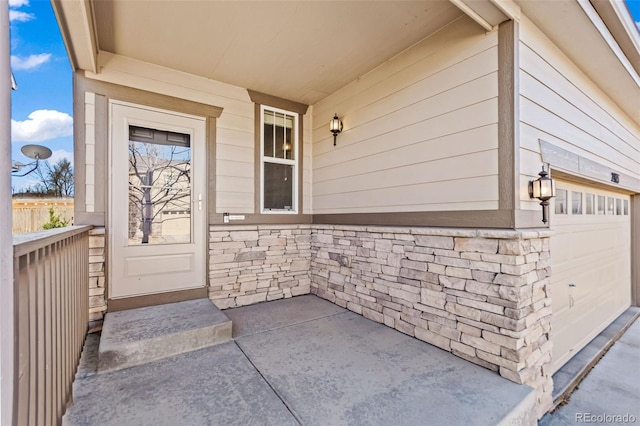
[7,0,640,193]
[10,0,72,193]
[628,0,640,28]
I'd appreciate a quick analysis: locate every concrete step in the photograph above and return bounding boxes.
[98,298,232,372]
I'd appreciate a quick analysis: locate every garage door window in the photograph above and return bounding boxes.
[624,200,629,215]
[585,193,595,215]
[598,195,606,214]
[607,197,615,215]
[555,189,568,214]
[572,192,582,214]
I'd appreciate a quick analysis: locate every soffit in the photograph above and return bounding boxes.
[590,0,640,77]
[516,0,640,125]
[91,1,463,105]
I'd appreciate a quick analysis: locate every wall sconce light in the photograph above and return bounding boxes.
[329,114,343,146]
[528,165,556,224]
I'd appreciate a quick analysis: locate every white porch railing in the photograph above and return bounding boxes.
[12,225,91,426]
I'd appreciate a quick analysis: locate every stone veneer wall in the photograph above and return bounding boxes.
[311,225,554,417]
[88,227,107,330]
[208,225,312,309]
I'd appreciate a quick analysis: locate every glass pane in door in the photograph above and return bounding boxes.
[127,126,191,245]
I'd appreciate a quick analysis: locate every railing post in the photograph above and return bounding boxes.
[1,0,15,424]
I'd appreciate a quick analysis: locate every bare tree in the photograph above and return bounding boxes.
[128,141,190,244]
[33,158,74,197]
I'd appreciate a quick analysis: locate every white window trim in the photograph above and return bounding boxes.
[260,104,299,214]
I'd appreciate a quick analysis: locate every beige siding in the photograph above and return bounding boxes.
[311,16,499,214]
[303,113,313,214]
[84,92,96,213]
[519,16,640,211]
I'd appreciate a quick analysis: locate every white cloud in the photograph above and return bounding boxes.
[9,0,29,7]
[9,10,34,22]
[47,149,74,167]
[11,53,51,70]
[12,110,73,143]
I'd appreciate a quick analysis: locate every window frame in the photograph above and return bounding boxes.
[259,104,299,214]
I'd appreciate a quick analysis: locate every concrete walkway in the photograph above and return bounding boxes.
[540,317,640,425]
[64,295,536,426]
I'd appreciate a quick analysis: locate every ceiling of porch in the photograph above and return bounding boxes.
[87,1,464,105]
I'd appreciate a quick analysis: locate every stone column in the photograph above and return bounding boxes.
[88,227,107,330]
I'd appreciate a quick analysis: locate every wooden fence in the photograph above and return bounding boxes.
[12,226,91,425]
[12,198,74,234]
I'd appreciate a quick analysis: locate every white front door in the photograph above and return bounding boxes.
[109,102,206,299]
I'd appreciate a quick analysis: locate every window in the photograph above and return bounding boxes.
[572,191,582,214]
[261,105,298,212]
[585,193,595,215]
[624,199,629,215]
[597,195,606,215]
[616,198,622,216]
[607,197,615,215]
[555,189,568,214]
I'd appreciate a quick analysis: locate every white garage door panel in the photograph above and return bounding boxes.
[550,181,631,373]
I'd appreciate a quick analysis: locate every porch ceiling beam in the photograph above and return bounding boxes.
[489,0,521,22]
[448,0,495,32]
[50,0,98,73]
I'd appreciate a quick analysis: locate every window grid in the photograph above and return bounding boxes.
[260,105,298,214]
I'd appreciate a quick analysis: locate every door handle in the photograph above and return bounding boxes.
[569,283,576,308]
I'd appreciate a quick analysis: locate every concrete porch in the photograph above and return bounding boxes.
[63,295,536,425]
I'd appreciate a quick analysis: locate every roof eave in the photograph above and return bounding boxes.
[50,0,98,74]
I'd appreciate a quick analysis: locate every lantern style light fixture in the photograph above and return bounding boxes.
[329,114,343,146]
[528,165,556,224]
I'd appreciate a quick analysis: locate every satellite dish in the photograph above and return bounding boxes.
[21,144,52,160]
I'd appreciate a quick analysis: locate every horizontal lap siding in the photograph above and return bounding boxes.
[311,16,499,214]
[519,16,640,210]
[216,122,254,213]
[303,114,313,214]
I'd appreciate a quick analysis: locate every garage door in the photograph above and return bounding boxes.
[550,180,631,373]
